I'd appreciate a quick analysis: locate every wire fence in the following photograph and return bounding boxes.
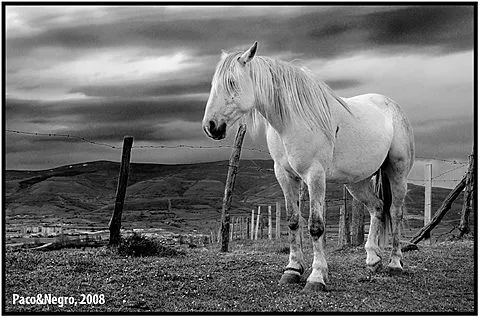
[6,128,471,244]
[7,128,469,186]
[6,129,270,154]
[415,156,467,165]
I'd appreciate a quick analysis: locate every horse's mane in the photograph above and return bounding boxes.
[215,52,352,141]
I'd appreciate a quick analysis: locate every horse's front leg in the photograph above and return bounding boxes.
[275,164,306,284]
[303,163,328,292]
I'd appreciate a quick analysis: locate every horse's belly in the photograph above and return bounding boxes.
[328,144,389,183]
[328,97,394,183]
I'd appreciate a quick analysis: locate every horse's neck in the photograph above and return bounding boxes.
[254,92,343,140]
[253,102,283,135]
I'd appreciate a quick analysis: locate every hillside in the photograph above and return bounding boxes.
[5,160,465,242]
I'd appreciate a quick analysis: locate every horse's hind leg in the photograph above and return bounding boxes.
[384,97,415,273]
[385,159,410,273]
[346,179,385,272]
[275,163,306,284]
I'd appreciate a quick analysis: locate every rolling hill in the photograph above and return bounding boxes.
[5,160,466,242]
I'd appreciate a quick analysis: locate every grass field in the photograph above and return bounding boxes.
[4,238,475,313]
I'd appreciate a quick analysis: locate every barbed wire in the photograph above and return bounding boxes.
[6,128,470,196]
[242,195,348,205]
[6,129,270,154]
[246,159,271,176]
[408,178,463,184]
[135,143,270,154]
[432,164,468,180]
[6,128,470,166]
[6,129,120,149]
[415,156,468,165]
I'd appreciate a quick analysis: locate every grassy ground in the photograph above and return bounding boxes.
[3,238,475,313]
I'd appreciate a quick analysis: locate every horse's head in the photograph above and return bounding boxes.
[202,42,258,140]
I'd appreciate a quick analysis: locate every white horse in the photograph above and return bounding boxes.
[202,42,415,292]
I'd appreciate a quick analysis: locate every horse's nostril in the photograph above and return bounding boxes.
[219,123,227,133]
[209,120,216,132]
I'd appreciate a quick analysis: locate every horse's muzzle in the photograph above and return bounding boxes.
[204,121,226,140]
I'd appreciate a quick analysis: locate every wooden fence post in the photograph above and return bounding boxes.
[255,206,261,240]
[424,163,432,245]
[323,200,327,245]
[108,136,134,246]
[338,206,347,248]
[240,216,244,239]
[337,186,351,248]
[268,206,272,240]
[245,216,248,239]
[240,217,244,240]
[233,216,240,240]
[351,198,365,246]
[238,217,242,239]
[251,210,255,240]
[408,174,467,246]
[276,201,281,239]
[260,215,264,239]
[238,217,241,240]
[235,217,238,240]
[220,124,247,252]
[459,153,474,237]
[235,217,239,240]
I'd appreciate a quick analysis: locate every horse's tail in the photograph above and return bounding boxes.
[375,157,392,249]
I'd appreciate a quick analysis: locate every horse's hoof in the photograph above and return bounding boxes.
[367,261,382,273]
[387,259,403,275]
[279,273,301,285]
[302,282,326,293]
[387,266,403,275]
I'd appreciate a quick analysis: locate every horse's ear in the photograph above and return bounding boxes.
[238,41,258,65]
[221,50,228,59]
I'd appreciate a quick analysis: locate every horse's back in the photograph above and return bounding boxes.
[343,93,396,113]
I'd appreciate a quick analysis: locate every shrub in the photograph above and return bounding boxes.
[276,246,290,254]
[117,233,185,257]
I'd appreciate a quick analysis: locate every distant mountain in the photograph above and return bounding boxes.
[5,160,465,238]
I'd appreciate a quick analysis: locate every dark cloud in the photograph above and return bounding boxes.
[412,117,473,159]
[6,96,209,150]
[6,96,207,127]
[6,98,55,118]
[364,6,474,52]
[7,5,474,60]
[70,79,211,98]
[5,134,122,170]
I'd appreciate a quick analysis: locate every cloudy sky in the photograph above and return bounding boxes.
[5,5,475,184]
